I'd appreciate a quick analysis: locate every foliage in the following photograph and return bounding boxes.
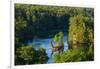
[15,45,48,65]
[54,44,94,63]
[15,4,94,65]
[50,32,64,47]
[16,46,35,61]
[68,15,94,45]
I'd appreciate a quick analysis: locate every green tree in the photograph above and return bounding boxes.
[15,45,48,65]
[68,15,94,46]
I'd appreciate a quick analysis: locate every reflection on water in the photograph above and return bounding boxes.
[28,36,68,63]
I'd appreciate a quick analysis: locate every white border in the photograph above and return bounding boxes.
[12,0,95,8]
[11,0,95,69]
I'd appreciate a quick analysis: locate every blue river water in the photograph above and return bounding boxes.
[27,36,68,63]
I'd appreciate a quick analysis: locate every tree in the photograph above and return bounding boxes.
[16,46,35,64]
[15,45,48,65]
[68,15,94,46]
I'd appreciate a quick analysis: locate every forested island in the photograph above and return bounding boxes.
[15,4,94,65]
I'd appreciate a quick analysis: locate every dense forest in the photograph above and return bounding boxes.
[15,4,94,65]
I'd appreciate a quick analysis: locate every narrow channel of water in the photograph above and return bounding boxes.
[28,36,68,63]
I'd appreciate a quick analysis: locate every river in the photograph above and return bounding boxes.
[27,35,69,64]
